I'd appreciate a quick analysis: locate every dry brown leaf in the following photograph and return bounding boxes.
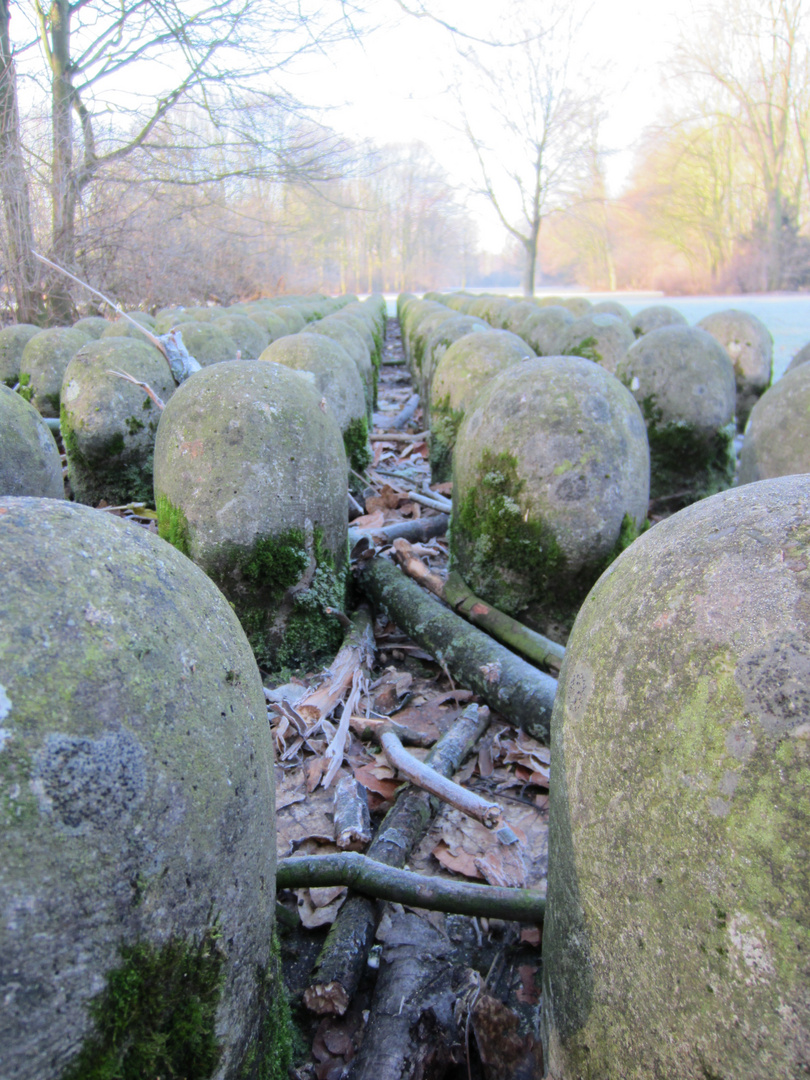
[351,509,385,529]
[310,885,347,908]
[296,887,347,928]
[521,926,542,946]
[432,839,484,880]
[304,756,328,793]
[478,744,494,777]
[517,964,541,1005]
[352,761,403,801]
[475,843,527,888]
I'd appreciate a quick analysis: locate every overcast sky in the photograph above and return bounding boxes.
[287,0,688,250]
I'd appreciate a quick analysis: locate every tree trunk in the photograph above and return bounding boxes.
[47,0,75,322]
[522,225,539,297]
[765,186,783,292]
[0,0,40,322]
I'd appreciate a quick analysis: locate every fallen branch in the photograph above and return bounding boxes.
[302,702,491,1015]
[389,392,420,430]
[333,775,373,850]
[392,539,565,672]
[296,606,374,729]
[357,557,557,743]
[106,370,165,410]
[348,512,448,551]
[277,852,544,922]
[404,489,452,513]
[380,729,501,828]
[368,430,429,442]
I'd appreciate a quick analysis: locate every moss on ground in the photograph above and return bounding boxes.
[61,930,225,1080]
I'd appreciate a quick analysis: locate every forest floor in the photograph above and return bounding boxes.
[72,317,551,1079]
[269,319,550,1080]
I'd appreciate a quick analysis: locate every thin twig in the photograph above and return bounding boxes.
[381,729,502,828]
[106,370,165,410]
[369,431,429,442]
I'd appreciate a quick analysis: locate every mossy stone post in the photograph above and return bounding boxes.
[72,315,110,339]
[212,313,270,359]
[738,362,810,483]
[521,305,574,356]
[630,304,687,338]
[542,476,810,1080]
[260,333,370,477]
[0,324,40,387]
[0,385,65,498]
[18,327,91,416]
[306,318,375,419]
[559,312,635,374]
[0,498,279,1080]
[697,309,773,429]
[451,356,650,641]
[616,325,737,505]
[429,330,536,483]
[153,359,349,676]
[60,338,176,507]
[420,314,490,404]
[174,321,239,366]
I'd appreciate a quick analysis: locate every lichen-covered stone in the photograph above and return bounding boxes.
[306,317,374,418]
[272,304,306,334]
[72,316,109,339]
[591,299,632,323]
[100,312,157,340]
[502,300,543,335]
[0,496,276,1080]
[420,314,490,402]
[538,295,591,317]
[0,385,65,499]
[153,360,348,675]
[630,304,688,338]
[153,309,197,334]
[559,313,635,374]
[521,306,574,356]
[18,327,92,416]
[542,475,810,1080]
[213,313,270,359]
[616,325,737,505]
[696,309,773,429]
[174,321,239,366]
[738,363,810,484]
[0,323,40,387]
[260,333,369,474]
[60,338,175,506]
[429,330,536,482]
[451,356,649,640]
[787,341,810,373]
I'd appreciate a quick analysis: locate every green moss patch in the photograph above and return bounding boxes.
[429,395,465,483]
[343,415,371,476]
[157,493,192,557]
[639,394,735,504]
[62,930,225,1080]
[567,336,601,364]
[239,934,297,1080]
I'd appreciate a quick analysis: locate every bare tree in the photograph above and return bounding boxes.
[453,5,598,296]
[17,0,361,319]
[674,0,810,290]
[1,0,39,321]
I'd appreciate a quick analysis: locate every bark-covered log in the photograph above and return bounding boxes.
[346,911,474,1080]
[333,776,373,850]
[277,853,545,922]
[349,512,448,551]
[357,556,557,742]
[302,702,490,1015]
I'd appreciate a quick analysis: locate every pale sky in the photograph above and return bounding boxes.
[287,0,688,251]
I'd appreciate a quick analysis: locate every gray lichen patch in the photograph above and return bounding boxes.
[0,384,65,499]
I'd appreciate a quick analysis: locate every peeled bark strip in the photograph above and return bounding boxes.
[297,605,375,727]
[357,556,557,743]
[303,702,491,1015]
[277,853,545,922]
